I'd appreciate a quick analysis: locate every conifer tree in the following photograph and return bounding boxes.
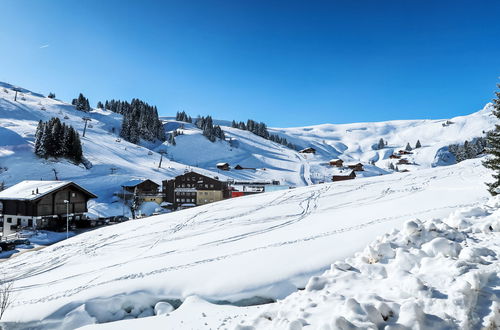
[405,143,412,152]
[483,85,500,195]
[377,138,385,150]
[415,140,422,148]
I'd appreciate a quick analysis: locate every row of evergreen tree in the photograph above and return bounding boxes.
[34,117,83,163]
[119,99,166,143]
[72,93,91,112]
[176,111,193,123]
[195,116,225,142]
[231,119,296,149]
[376,138,421,150]
[450,137,488,163]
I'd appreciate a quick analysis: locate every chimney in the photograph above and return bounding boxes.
[32,190,34,195]
[36,188,39,194]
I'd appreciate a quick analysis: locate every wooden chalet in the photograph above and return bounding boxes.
[332,170,356,182]
[329,159,344,167]
[397,159,411,165]
[389,154,401,159]
[216,162,230,171]
[234,164,256,170]
[398,150,413,155]
[0,180,97,237]
[299,147,316,154]
[163,171,230,209]
[121,179,162,203]
[347,163,364,171]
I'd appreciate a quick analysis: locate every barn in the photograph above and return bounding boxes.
[332,170,356,182]
[216,162,230,171]
[299,147,316,154]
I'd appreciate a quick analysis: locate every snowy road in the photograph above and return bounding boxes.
[0,159,492,327]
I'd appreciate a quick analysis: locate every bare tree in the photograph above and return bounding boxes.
[0,277,14,321]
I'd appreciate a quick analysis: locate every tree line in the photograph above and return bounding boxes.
[34,117,83,163]
[450,136,488,163]
[231,119,296,149]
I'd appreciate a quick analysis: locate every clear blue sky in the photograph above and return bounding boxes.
[1,0,500,127]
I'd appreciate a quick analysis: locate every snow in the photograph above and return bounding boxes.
[0,82,498,329]
[0,180,73,200]
[79,190,499,330]
[0,158,494,329]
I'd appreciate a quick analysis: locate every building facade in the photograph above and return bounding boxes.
[0,181,97,238]
[163,171,230,208]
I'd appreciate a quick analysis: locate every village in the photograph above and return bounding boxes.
[0,143,418,257]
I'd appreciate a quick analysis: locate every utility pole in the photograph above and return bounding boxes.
[110,167,118,175]
[82,117,92,137]
[52,168,59,180]
[158,150,167,168]
[64,200,69,239]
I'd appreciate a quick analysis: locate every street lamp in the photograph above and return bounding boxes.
[64,200,69,239]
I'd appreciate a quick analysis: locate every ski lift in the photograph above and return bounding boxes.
[64,115,69,119]
[40,106,46,111]
[148,151,153,155]
[88,124,93,128]
[116,138,121,142]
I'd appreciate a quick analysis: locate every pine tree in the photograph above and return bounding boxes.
[415,140,422,148]
[377,138,385,150]
[97,101,104,109]
[389,163,395,170]
[405,143,412,152]
[47,92,56,99]
[34,120,44,156]
[484,85,500,195]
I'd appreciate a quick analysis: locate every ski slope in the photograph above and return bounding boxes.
[0,158,492,328]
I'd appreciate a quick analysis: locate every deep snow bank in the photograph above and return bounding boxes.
[239,199,500,330]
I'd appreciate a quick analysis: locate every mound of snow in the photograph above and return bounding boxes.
[238,198,500,330]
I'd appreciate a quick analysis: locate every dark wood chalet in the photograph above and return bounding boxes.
[332,170,356,182]
[397,159,411,165]
[163,171,230,208]
[299,147,316,154]
[0,180,97,237]
[122,179,160,194]
[329,159,344,167]
[216,162,230,171]
[389,154,401,159]
[347,163,364,171]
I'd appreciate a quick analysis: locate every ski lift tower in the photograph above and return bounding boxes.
[158,150,167,168]
[82,117,92,137]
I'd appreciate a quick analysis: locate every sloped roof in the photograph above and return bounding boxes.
[331,168,355,176]
[329,159,343,162]
[0,180,97,201]
[121,178,159,188]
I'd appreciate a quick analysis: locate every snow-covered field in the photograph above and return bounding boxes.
[0,158,494,329]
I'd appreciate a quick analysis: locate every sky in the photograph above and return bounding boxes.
[1,0,500,127]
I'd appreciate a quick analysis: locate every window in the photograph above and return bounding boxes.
[210,184,214,188]
[7,217,12,223]
[17,218,21,225]
[205,184,208,188]
[72,192,76,197]
[176,198,180,202]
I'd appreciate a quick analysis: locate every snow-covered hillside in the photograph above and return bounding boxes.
[0,81,496,215]
[0,158,493,328]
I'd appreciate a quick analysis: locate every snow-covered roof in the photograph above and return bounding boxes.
[329,159,343,162]
[216,162,229,166]
[121,178,159,188]
[0,180,96,201]
[331,168,354,176]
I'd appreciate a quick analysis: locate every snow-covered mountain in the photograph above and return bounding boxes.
[0,81,495,216]
[0,82,499,329]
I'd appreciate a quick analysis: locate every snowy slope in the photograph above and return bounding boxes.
[0,83,226,217]
[81,196,500,330]
[0,82,496,213]
[0,158,492,328]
